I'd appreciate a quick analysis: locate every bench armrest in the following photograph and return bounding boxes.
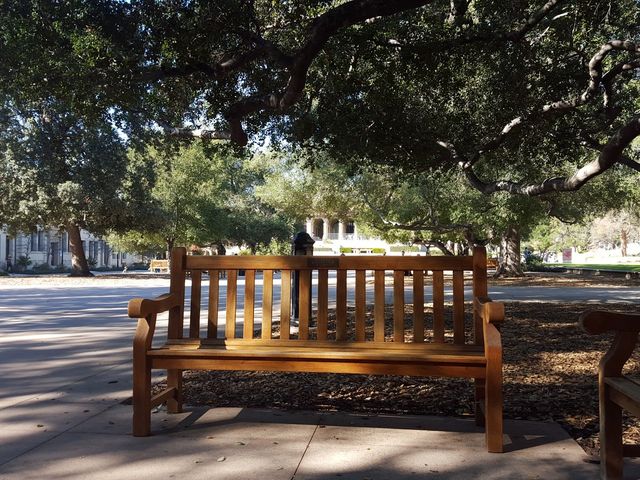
[128,293,180,319]
[581,310,640,335]
[475,296,505,326]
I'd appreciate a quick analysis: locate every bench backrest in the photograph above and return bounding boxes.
[167,247,488,346]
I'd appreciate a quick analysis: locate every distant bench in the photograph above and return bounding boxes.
[149,259,169,273]
[128,247,505,452]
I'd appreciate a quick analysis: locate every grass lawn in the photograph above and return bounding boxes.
[550,263,640,272]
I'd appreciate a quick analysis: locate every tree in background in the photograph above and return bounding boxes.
[109,144,295,258]
[0,102,147,276]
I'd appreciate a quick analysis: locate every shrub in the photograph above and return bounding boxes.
[340,247,353,254]
[372,247,386,254]
[31,263,52,273]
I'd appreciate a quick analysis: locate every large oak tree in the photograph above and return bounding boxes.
[1,1,638,273]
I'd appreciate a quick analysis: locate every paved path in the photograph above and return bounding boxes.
[1,275,639,478]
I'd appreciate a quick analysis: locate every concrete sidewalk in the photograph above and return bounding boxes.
[1,361,634,480]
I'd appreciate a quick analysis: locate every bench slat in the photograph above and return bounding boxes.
[189,270,201,339]
[394,270,405,342]
[413,270,424,343]
[167,338,485,353]
[149,346,486,363]
[355,270,366,341]
[473,248,488,345]
[453,270,465,344]
[280,270,291,340]
[151,357,486,379]
[433,270,445,343]
[606,377,640,418]
[244,270,255,339]
[262,270,273,340]
[299,269,311,340]
[336,269,348,341]
[185,254,474,271]
[207,270,219,339]
[374,270,385,342]
[225,270,237,339]
[317,270,328,340]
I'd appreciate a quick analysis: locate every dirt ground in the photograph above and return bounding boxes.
[176,272,640,457]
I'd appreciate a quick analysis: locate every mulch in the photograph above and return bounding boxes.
[168,298,640,457]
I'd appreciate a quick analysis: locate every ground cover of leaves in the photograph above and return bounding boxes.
[177,298,640,457]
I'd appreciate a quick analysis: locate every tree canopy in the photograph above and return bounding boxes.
[2,1,637,193]
[1,0,639,273]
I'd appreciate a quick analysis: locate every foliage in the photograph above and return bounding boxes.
[16,255,31,268]
[255,238,291,256]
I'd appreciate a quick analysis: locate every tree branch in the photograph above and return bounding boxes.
[225,0,434,145]
[467,40,640,166]
[381,0,566,51]
[463,116,640,196]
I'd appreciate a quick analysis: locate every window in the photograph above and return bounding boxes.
[30,233,38,252]
[38,231,45,252]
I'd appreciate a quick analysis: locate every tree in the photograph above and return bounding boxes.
[590,210,640,255]
[110,144,295,257]
[0,102,144,275]
[2,1,639,272]
[2,1,637,185]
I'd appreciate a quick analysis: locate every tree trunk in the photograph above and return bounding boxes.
[166,238,175,270]
[621,229,628,257]
[495,225,524,277]
[67,223,93,277]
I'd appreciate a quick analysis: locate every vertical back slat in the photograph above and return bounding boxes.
[453,270,465,344]
[207,270,219,339]
[189,270,201,338]
[299,269,311,340]
[355,270,366,341]
[393,270,405,342]
[280,270,291,340]
[243,270,255,339]
[189,270,202,338]
[168,247,186,339]
[413,270,424,342]
[336,269,347,341]
[472,246,488,345]
[317,269,329,340]
[374,270,385,342]
[225,270,238,339]
[262,270,273,340]
[433,270,445,343]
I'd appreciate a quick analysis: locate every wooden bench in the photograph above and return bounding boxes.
[149,259,169,273]
[128,246,505,452]
[581,310,640,479]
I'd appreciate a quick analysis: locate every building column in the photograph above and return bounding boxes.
[353,222,358,240]
[322,218,330,241]
[338,220,346,241]
[305,218,314,236]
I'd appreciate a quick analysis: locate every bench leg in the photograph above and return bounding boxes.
[601,384,623,479]
[485,368,503,453]
[132,354,151,437]
[167,369,183,414]
[474,378,485,427]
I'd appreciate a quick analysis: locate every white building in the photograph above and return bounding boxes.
[304,217,422,254]
[0,227,141,272]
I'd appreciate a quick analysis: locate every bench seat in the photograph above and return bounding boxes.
[148,343,487,377]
